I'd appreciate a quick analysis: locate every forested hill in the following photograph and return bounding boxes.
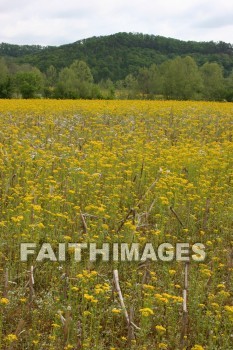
[0,43,46,57]
[1,32,233,82]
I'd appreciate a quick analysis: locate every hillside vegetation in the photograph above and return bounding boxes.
[0,32,233,100]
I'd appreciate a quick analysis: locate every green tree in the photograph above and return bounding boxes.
[147,64,162,96]
[0,58,12,98]
[98,78,115,99]
[200,62,224,100]
[181,56,203,99]
[161,56,203,100]
[137,67,151,95]
[46,65,57,86]
[15,69,43,98]
[160,59,176,99]
[124,74,138,98]
[56,60,96,99]
[44,65,57,97]
[224,69,233,101]
[70,60,93,83]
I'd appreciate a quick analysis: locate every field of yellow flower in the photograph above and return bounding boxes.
[0,99,232,350]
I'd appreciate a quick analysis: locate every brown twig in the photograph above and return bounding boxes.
[127,307,136,346]
[3,267,9,298]
[116,178,159,234]
[113,270,140,331]
[29,266,35,302]
[180,262,189,349]
[113,270,130,325]
[80,211,88,233]
[170,206,184,227]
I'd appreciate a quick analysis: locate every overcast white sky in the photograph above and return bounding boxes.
[0,0,232,46]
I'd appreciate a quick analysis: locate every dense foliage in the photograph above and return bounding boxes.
[0,32,233,100]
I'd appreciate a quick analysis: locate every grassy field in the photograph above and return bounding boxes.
[0,99,232,350]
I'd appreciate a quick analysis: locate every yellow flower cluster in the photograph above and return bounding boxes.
[0,297,9,305]
[139,307,154,316]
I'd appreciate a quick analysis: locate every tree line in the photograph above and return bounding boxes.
[0,55,233,101]
[1,33,233,82]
